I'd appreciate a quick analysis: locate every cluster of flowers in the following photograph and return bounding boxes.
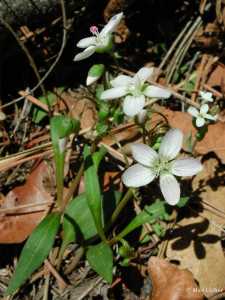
[73,12,211,205]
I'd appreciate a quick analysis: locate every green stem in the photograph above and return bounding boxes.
[55,152,65,208]
[110,188,133,225]
[60,162,84,213]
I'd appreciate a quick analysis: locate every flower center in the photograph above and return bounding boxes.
[90,25,99,35]
[152,157,171,176]
[127,80,143,97]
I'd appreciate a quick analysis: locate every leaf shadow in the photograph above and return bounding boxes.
[166,218,220,259]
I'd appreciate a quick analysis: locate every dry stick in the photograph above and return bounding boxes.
[77,277,103,300]
[158,20,192,71]
[44,260,67,290]
[0,201,53,214]
[191,54,208,103]
[166,15,203,84]
[0,0,67,110]
[0,16,45,96]
[18,91,49,112]
[201,55,219,88]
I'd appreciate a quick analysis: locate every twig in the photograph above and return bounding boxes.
[0,0,68,110]
[0,16,45,96]
[77,277,103,300]
[159,20,192,71]
[44,259,67,290]
[18,91,49,112]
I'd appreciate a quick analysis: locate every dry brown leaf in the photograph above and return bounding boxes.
[59,90,97,131]
[207,62,225,88]
[152,106,225,162]
[167,158,225,298]
[0,161,54,243]
[148,257,204,300]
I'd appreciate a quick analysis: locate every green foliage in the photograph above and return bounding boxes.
[183,72,197,93]
[63,193,98,244]
[50,115,80,205]
[6,213,61,295]
[177,196,189,208]
[86,242,113,283]
[32,92,56,123]
[50,115,80,147]
[195,124,208,141]
[118,239,135,258]
[88,64,105,78]
[115,200,169,241]
[84,146,106,241]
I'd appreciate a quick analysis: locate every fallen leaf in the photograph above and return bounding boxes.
[167,158,225,298]
[148,257,204,300]
[0,161,54,243]
[59,90,97,131]
[207,62,225,88]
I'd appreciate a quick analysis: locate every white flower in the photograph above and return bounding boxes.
[199,91,213,103]
[122,128,203,205]
[100,67,171,117]
[188,104,217,127]
[74,12,123,61]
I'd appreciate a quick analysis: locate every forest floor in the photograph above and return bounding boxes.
[0,0,225,299]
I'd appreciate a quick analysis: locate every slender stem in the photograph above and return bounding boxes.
[110,188,133,225]
[55,152,65,208]
[60,162,84,213]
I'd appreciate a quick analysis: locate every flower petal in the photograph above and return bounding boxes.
[131,144,158,167]
[171,158,203,176]
[100,12,123,36]
[199,91,213,102]
[144,85,171,98]
[123,95,145,117]
[73,46,96,61]
[86,75,98,86]
[200,104,209,114]
[196,116,205,127]
[111,75,132,87]
[137,109,147,124]
[77,37,96,48]
[160,173,180,205]
[204,113,217,121]
[159,128,183,160]
[187,106,199,118]
[100,86,127,100]
[122,164,155,188]
[134,67,154,83]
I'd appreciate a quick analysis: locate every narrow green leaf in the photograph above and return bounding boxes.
[87,242,113,283]
[63,193,98,243]
[50,115,80,206]
[92,146,107,170]
[32,92,57,124]
[6,213,61,295]
[83,146,105,241]
[116,200,168,241]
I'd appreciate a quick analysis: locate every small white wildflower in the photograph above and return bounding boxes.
[188,104,217,127]
[100,67,171,117]
[199,91,213,103]
[122,128,203,205]
[74,12,123,61]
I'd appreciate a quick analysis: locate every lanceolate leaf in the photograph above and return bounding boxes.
[83,146,105,241]
[116,200,168,241]
[6,213,61,295]
[62,193,98,246]
[86,242,113,283]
